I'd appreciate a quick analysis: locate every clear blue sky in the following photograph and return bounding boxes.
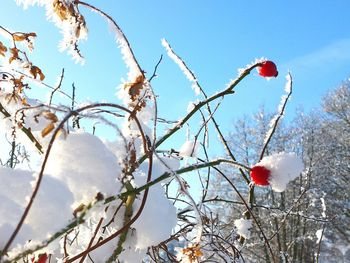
[1,0,350,154]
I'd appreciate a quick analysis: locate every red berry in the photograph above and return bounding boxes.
[250,166,271,186]
[258,61,278,77]
[31,254,48,263]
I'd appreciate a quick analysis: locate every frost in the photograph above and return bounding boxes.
[264,74,292,146]
[162,38,201,95]
[108,21,141,81]
[234,218,252,239]
[187,100,199,113]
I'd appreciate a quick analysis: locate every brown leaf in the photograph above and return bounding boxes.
[13,32,37,42]
[43,111,58,123]
[21,98,30,106]
[0,41,7,56]
[9,47,19,64]
[182,244,203,262]
[53,0,69,20]
[13,76,25,92]
[5,92,21,104]
[124,75,145,102]
[29,65,45,81]
[41,123,55,137]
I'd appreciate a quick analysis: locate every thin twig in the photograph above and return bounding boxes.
[49,68,64,105]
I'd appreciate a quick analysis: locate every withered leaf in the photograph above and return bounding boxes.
[29,65,45,81]
[53,0,69,21]
[9,47,19,64]
[41,123,55,138]
[182,244,203,262]
[73,203,86,218]
[13,32,37,42]
[43,111,58,123]
[21,98,30,106]
[124,75,145,101]
[5,92,21,104]
[0,41,7,56]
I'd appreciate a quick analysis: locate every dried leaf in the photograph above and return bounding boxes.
[43,111,58,123]
[21,98,30,106]
[5,93,21,104]
[53,0,69,20]
[9,47,19,64]
[13,76,25,93]
[124,75,145,102]
[41,123,55,137]
[55,128,67,140]
[29,65,45,81]
[0,41,7,56]
[73,203,86,217]
[182,244,203,262]
[13,32,37,42]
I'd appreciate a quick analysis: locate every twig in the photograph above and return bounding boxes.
[259,73,293,161]
[49,68,64,105]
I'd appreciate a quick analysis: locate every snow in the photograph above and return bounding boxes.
[179,140,200,158]
[234,218,253,239]
[254,152,304,192]
[45,131,122,206]
[0,167,73,249]
[315,229,323,244]
[133,173,177,249]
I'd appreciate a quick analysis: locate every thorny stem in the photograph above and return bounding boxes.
[9,140,16,168]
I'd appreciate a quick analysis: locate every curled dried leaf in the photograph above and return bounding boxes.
[13,32,37,42]
[124,75,145,102]
[0,41,7,56]
[53,0,69,20]
[43,111,58,123]
[182,244,203,262]
[9,47,19,64]
[13,76,26,93]
[30,65,45,81]
[41,122,55,137]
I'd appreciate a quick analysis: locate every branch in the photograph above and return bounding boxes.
[259,73,293,161]
[138,62,263,165]
[119,158,250,199]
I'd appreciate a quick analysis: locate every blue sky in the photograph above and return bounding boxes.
[1,0,350,155]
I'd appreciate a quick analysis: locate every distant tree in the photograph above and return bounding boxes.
[207,81,350,262]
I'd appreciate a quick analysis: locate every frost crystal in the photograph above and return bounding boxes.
[162,38,201,95]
